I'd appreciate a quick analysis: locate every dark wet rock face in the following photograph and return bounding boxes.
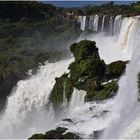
[29,127,81,139]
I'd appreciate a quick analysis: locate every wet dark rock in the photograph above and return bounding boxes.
[62,118,73,123]
[93,130,103,139]
[29,127,81,139]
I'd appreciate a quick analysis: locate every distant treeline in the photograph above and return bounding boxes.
[0,1,63,22]
[0,1,79,100]
[73,1,140,16]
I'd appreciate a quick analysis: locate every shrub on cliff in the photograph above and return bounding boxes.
[69,40,106,83]
[106,60,126,79]
[85,81,118,101]
[70,40,99,61]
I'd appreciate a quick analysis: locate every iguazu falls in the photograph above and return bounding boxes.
[1,1,140,139]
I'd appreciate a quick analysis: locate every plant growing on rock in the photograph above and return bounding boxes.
[106,60,127,79]
[69,40,106,85]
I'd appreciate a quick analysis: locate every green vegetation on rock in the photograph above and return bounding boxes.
[69,40,106,83]
[50,74,74,110]
[70,40,99,61]
[94,81,118,100]
[29,127,80,139]
[85,81,118,101]
[106,60,127,79]
[50,40,126,107]
[29,134,46,139]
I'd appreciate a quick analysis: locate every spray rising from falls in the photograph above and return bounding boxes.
[101,16,140,139]
[0,58,73,138]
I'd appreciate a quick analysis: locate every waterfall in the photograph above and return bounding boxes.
[101,15,106,31]
[79,16,86,31]
[88,15,99,32]
[78,16,82,30]
[61,79,68,111]
[1,14,140,139]
[109,16,114,36]
[101,16,140,139]
[93,15,99,31]
[0,58,73,138]
[113,15,122,35]
[68,88,86,113]
[75,16,140,139]
[89,16,94,30]
[79,14,123,35]
[117,17,136,56]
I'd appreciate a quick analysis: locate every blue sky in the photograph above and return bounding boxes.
[43,1,135,8]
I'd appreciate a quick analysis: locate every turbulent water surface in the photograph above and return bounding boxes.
[1,15,140,139]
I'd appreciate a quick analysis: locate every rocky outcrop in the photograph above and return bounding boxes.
[50,40,106,108]
[106,60,127,80]
[50,74,73,110]
[50,40,127,107]
[29,127,81,139]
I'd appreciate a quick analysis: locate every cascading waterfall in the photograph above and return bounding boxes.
[113,15,123,35]
[101,16,140,139]
[101,15,106,31]
[93,15,99,31]
[117,17,135,54]
[68,88,86,113]
[109,16,114,35]
[62,16,140,139]
[0,14,140,139]
[0,58,73,138]
[79,16,86,31]
[79,14,123,35]
[89,16,94,30]
[62,79,68,108]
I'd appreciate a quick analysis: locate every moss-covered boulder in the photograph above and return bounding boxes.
[50,74,73,110]
[69,40,106,83]
[106,60,127,79]
[29,127,81,139]
[29,134,46,139]
[85,81,118,101]
[70,40,100,61]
